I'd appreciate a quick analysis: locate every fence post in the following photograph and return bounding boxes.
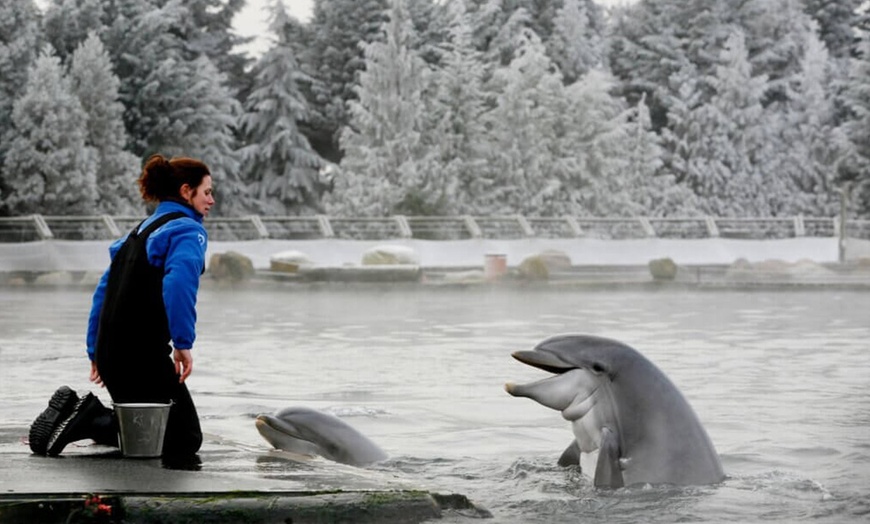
[793,216,805,237]
[515,215,534,237]
[316,215,335,238]
[248,215,270,239]
[638,217,656,237]
[31,215,54,240]
[839,183,851,263]
[462,216,482,238]
[564,216,582,237]
[394,215,412,238]
[101,215,121,237]
[704,217,720,238]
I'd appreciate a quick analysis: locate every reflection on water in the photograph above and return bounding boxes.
[1,285,869,522]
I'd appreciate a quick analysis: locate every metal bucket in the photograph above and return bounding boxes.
[114,403,171,458]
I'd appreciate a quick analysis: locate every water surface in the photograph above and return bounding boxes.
[1,285,868,522]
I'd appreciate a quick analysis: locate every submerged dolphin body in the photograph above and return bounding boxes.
[255,406,388,467]
[506,334,725,488]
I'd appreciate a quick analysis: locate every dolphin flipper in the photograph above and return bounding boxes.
[557,440,581,467]
[594,427,624,488]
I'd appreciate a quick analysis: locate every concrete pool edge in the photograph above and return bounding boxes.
[0,489,493,523]
[5,262,870,289]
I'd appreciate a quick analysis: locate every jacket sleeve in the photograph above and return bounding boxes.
[152,221,207,350]
[85,268,110,361]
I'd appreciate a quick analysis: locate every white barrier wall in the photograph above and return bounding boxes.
[0,237,847,272]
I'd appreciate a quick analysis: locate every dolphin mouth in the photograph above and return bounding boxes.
[257,414,302,439]
[512,349,575,374]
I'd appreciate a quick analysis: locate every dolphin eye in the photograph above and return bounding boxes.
[591,363,606,374]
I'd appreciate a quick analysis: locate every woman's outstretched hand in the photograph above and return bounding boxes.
[174,349,193,383]
[89,361,104,387]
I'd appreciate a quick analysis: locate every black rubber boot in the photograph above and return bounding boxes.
[29,386,79,455]
[46,393,112,456]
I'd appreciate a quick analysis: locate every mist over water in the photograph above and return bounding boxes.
[2,285,869,522]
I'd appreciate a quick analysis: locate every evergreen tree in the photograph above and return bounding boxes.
[107,0,246,215]
[332,0,431,216]
[803,0,862,60]
[608,0,813,128]
[466,0,604,69]
[551,69,648,217]
[305,0,389,162]
[480,29,566,215]
[623,95,698,216]
[161,0,253,97]
[665,31,773,217]
[41,0,106,63]
[423,0,489,215]
[1,46,98,216]
[68,32,142,215]
[840,28,870,215]
[774,26,843,216]
[547,0,599,84]
[0,0,42,156]
[239,0,327,215]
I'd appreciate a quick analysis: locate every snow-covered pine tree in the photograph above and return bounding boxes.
[551,69,643,218]
[1,46,98,216]
[419,0,488,215]
[839,27,870,215]
[163,0,253,98]
[69,32,142,215]
[547,0,600,84]
[623,94,698,217]
[109,1,246,216]
[305,0,389,162]
[802,0,863,60]
[480,28,566,215]
[773,25,843,216]
[673,31,773,217]
[239,0,327,215]
[333,0,432,216]
[41,0,106,63]
[0,0,42,161]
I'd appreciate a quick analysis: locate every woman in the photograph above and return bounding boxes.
[28,154,214,457]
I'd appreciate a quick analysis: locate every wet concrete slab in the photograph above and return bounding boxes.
[0,426,491,523]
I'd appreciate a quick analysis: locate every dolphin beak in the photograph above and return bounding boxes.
[512,350,574,374]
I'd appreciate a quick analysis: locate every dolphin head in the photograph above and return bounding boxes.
[255,406,388,467]
[505,335,633,450]
[255,410,324,456]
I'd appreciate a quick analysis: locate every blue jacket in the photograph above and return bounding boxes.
[86,201,208,361]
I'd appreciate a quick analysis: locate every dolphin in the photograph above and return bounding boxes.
[505,334,725,488]
[255,406,388,467]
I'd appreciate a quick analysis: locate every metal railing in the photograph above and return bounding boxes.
[0,214,865,243]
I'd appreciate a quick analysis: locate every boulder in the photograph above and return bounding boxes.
[270,250,314,273]
[536,249,572,271]
[209,251,254,282]
[648,257,678,281]
[361,245,420,266]
[725,258,834,281]
[518,255,550,281]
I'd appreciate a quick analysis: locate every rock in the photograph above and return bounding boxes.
[209,251,254,282]
[361,245,420,266]
[537,249,572,271]
[648,257,678,281]
[725,258,834,281]
[270,250,314,273]
[518,255,549,281]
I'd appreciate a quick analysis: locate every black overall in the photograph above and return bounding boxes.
[95,212,203,456]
